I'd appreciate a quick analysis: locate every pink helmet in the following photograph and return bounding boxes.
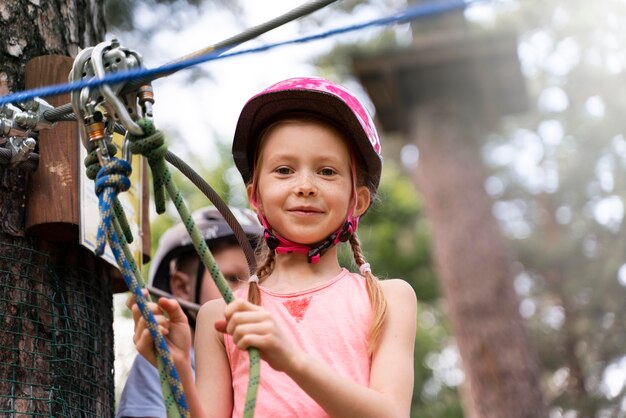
[232,77,383,189]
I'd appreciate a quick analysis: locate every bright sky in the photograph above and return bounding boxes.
[106,0,392,167]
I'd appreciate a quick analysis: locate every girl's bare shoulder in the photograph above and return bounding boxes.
[379,278,417,306]
[198,298,227,321]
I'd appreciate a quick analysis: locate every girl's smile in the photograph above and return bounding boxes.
[287,206,324,216]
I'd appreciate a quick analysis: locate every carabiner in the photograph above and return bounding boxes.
[91,40,143,136]
[69,47,96,152]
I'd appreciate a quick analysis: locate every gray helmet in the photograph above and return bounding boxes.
[149,206,262,293]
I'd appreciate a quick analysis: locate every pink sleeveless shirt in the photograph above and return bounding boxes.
[224,268,372,418]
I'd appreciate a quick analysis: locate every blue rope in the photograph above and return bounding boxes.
[0,0,479,106]
[94,159,190,418]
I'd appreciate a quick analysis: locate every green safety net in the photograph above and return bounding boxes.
[0,236,115,417]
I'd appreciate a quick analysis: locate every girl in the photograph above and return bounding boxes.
[130,77,417,418]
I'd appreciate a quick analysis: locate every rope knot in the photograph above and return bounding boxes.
[93,158,133,255]
[95,159,132,196]
[126,118,170,213]
[127,118,168,162]
[83,142,118,180]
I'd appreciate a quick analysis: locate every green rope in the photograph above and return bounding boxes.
[112,208,184,418]
[127,118,261,417]
[85,151,182,418]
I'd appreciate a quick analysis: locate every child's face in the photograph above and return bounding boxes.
[249,120,370,245]
[199,243,248,303]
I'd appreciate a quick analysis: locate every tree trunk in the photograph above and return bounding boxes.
[409,97,547,417]
[0,1,114,416]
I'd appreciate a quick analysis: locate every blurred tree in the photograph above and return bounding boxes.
[482,0,626,415]
[328,1,547,417]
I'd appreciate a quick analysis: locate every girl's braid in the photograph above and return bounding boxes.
[247,244,276,305]
[257,244,276,280]
[349,233,387,353]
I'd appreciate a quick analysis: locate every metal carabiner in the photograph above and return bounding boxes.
[69,47,96,152]
[70,40,155,164]
[91,40,143,137]
[83,100,113,167]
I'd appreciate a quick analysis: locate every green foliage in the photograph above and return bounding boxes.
[411,307,463,418]
[356,161,438,301]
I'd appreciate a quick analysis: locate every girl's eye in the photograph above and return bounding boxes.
[224,275,239,283]
[319,168,336,176]
[275,167,292,175]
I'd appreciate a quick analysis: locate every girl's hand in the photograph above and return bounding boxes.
[214,299,299,373]
[127,289,192,368]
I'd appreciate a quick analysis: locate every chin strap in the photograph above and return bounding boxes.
[261,216,358,263]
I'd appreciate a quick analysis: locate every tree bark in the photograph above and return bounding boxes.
[409,97,547,417]
[0,1,114,416]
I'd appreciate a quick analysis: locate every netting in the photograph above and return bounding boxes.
[0,234,114,417]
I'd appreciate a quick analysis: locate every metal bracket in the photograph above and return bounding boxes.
[0,98,55,169]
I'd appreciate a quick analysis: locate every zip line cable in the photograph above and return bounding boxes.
[1,0,477,107]
[124,0,339,91]
[40,0,337,123]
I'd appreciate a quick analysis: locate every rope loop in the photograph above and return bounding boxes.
[84,134,189,415]
[93,158,133,255]
[127,118,170,214]
[94,159,132,196]
[127,118,168,161]
[84,143,134,244]
[89,153,190,416]
[83,142,118,180]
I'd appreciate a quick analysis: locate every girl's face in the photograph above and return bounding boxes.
[249,120,370,246]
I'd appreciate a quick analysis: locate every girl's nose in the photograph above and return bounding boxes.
[295,173,317,196]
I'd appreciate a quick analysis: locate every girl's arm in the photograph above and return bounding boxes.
[223,278,417,418]
[193,299,234,418]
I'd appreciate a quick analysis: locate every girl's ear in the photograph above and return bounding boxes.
[354,186,371,217]
[247,184,260,213]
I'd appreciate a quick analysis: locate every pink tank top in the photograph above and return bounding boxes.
[224,268,372,418]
